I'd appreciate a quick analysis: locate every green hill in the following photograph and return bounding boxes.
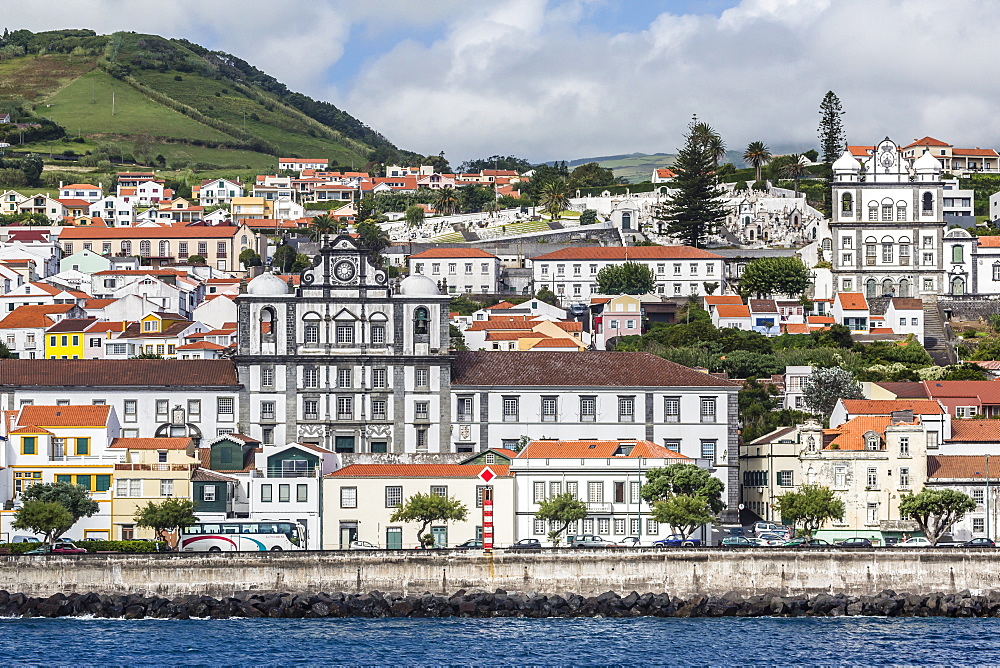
[0,29,416,171]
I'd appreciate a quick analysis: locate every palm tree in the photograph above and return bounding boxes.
[308,214,341,240]
[434,188,460,216]
[743,141,772,182]
[706,134,727,171]
[539,178,570,220]
[485,198,500,218]
[356,219,391,265]
[783,154,809,194]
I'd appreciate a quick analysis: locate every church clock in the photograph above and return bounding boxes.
[334,260,356,282]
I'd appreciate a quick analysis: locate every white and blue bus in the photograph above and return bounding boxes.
[180,521,305,552]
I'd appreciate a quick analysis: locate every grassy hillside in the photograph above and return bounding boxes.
[0,29,414,172]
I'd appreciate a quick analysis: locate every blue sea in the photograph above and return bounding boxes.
[0,616,996,666]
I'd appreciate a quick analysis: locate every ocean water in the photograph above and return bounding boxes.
[0,616,997,666]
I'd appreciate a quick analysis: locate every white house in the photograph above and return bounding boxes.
[194,178,244,206]
[531,246,725,305]
[883,297,925,344]
[409,248,502,294]
[712,304,751,330]
[278,158,329,173]
[58,183,104,203]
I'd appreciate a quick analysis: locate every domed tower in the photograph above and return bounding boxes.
[235,234,452,454]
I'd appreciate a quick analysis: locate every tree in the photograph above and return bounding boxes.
[568,162,616,189]
[356,219,391,265]
[404,204,425,227]
[818,91,846,164]
[134,498,199,546]
[596,262,655,295]
[773,485,845,534]
[239,248,262,269]
[651,495,715,540]
[0,341,12,359]
[389,492,468,548]
[579,209,598,226]
[655,118,727,247]
[272,244,298,273]
[738,256,811,298]
[802,366,863,422]
[535,492,587,546]
[534,286,559,306]
[434,188,460,216]
[309,213,341,240]
[539,178,570,219]
[782,154,809,194]
[743,141,772,181]
[187,254,205,264]
[18,481,99,543]
[20,154,43,187]
[12,500,74,545]
[641,463,726,514]
[458,155,532,174]
[130,352,164,359]
[899,489,976,545]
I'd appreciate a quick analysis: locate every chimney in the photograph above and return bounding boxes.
[59,181,64,189]
[890,409,914,425]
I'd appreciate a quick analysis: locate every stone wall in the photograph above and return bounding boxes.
[4,549,1000,599]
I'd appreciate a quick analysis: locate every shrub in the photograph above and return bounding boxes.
[0,540,166,554]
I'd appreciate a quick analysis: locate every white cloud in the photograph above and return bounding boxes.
[8,0,1000,163]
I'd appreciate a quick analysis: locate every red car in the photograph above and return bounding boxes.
[25,542,88,555]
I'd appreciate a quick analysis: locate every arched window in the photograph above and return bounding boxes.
[952,245,964,264]
[139,240,151,257]
[260,307,275,340]
[868,203,878,221]
[882,278,894,296]
[841,193,853,214]
[159,240,169,257]
[621,212,632,230]
[748,229,755,241]
[865,279,878,298]
[821,238,832,252]
[896,201,906,221]
[807,435,817,452]
[952,276,966,296]
[413,307,429,336]
[898,279,910,298]
[866,435,880,451]
[121,240,131,255]
[922,192,933,213]
[881,202,893,221]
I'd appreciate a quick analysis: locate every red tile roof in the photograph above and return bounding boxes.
[486,301,517,310]
[109,437,193,450]
[977,236,1000,248]
[903,137,951,148]
[748,299,779,313]
[928,455,998,479]
[890,298,923,310]
[876,382,930,399]
[409,248,498,259]
[704,296,744,306]
[953,148,999,157]
[61,184,101,190]
[452,351,736,387]
[328,464,510,478]
[0,304,78,329]
[18,405,111,427]
[57,199,94,208]
[837,292,868,310]
[533,246,721,261]
[949,420,1000,442]
[0,359,239,387]
[716,305,751,318]
[527,338,582,349]
[518,439,688,459]
[45,318,97,333]
[808,316,835,324]
[782,324,810,334]
[840,399,944,415]
[60,226,244,239]
[176,341,226,350]
[825,416,894,450]
[923,380,1000,403]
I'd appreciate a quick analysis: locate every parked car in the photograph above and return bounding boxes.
[348,540,378,550]
[752,535,787,547]
[721,536,755,547]
[653,534,701,548]
[781,538,831,548]
[25,542,87,555]
[752,522,788,536]
[454,539,484,550]
[724,527,746,537]
[508,538,542,551]
[571,535,615,548]
[10,536,39,543]
[961,538,996,548]
[615,536,642,548]
[835,537,874,548]
[894,537,932,548]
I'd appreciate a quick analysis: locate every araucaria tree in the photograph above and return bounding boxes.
[656,118,727,247]
[390,492,468,548]
[802,366,863,423]
[773,485,845,534]
[15,481,99,544]
[738,256,811,299]
[535,492,587,546]
[596,262,655,295]
[134,498,199,546]
[818,91,846,164]
[899,489,976,545]
[640,463,725,539]
[743,141,772,183]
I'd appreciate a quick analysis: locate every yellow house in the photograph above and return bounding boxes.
[109,437,199,541]
[118,312,198,358]
[44,317,95,359]
[1,405,121,541]
[230,196,271,222]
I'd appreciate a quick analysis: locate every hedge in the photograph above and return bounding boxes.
[0,540,166,554]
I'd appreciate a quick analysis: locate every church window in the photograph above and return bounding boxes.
[898,279,910,298]
[882,204,893,221]
[140,240,151,257]
[336,324,354,345]
[993,262,1000,281]
[865,279,877,298]
[882,243,893,263]
[159,240,169,256]
[821,238,832,252]
[868,204,878,221]
[882,278,894,296]
[841,193,853,214]
[260,307,275,339]
[899,244,910,265]
[303,368,319,388]
[952,276,966,296]
[896,202,906,221]
[304,323,319,344]
[865,244,876,264]
[371,324,386,345]
[952,245,964,264]
[922,192,933,213]
[413,307,429,336]
[842,236,852,249]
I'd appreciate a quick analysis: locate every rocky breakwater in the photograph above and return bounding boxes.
[5,588,1000,619]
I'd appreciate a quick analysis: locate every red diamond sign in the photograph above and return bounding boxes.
[478,467,496,483]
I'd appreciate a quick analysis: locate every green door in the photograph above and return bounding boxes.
[386,527,402,550]
[431,526,448,548]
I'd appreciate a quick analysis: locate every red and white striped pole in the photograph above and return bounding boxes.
[482,487,493,552]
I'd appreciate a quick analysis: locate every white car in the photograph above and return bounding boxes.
[895,537,932,547]
[348,540,378,550]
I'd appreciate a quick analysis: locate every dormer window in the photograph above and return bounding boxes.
[865,434,880,451]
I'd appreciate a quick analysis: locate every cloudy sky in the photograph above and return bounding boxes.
[8,0,1000,163]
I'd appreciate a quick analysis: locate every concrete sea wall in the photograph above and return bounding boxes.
[3,549,1000,599]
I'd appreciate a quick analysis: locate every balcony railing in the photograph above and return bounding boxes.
[115,463,193,471]
[584,502,613,513]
